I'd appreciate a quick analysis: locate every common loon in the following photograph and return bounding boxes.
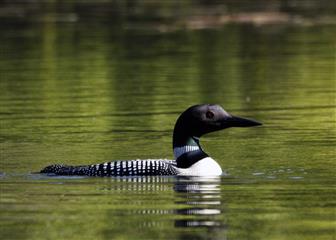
[40,104,261,177]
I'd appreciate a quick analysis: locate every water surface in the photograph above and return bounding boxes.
[0,5,335,240]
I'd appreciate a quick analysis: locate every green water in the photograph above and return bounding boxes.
[0,7,336,240]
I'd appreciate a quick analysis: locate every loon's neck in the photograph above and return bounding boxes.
[173,132,208,168]
[173,135,200,157]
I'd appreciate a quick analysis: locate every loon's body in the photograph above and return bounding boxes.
[40,104,261,177]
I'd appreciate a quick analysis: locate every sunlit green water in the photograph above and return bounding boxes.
[0,9,335,240]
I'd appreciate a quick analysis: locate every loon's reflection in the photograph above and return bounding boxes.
[174,176,223,228]
[101,176,224,232]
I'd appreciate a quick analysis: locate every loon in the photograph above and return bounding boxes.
[40,104,261,177]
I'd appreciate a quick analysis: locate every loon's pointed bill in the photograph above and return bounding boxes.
[40,104,262,177]
[224,115,262,128]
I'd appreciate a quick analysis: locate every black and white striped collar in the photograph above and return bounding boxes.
[173,145,200,159]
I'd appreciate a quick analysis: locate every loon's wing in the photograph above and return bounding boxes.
[40,159,177,177]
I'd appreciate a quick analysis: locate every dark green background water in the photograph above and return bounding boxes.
[0,1,335,239]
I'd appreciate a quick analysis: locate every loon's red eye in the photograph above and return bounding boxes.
[206,111,214,119]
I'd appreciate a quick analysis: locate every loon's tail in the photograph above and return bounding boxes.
[40,164,90,176]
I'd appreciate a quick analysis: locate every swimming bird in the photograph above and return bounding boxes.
[40,104,261,177]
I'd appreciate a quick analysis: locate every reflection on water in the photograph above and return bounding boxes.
[100,176,172,192]
[174,177,223,229]
[100,176,224,230]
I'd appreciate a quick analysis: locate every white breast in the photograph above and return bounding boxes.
[175,157,223,176]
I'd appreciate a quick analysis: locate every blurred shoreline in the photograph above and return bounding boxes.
[1,0,335,30]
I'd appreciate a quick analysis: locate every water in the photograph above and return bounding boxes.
[1,3,336,239]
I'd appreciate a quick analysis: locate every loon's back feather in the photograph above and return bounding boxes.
[40,159,178,176]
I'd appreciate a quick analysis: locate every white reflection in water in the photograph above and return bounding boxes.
[173,176,224,229]
[99,176,173,192]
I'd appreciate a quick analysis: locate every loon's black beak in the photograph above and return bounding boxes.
[224,115,262,128]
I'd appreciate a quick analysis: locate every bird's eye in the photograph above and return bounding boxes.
[206,111,214,119]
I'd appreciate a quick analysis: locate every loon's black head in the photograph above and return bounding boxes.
[173,104,262,147]
[172,104,262,168]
